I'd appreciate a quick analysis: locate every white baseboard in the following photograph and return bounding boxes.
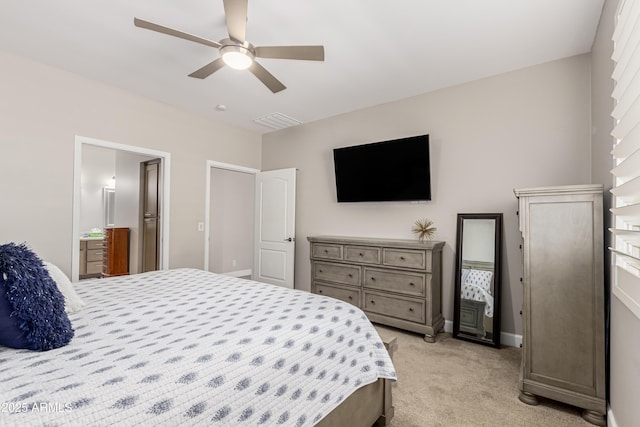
[608,407,618,427]
[501,332,522,348]
[223,269,252,278]
[444,319,454,333]
[443,320,522,348]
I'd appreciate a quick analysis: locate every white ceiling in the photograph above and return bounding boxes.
[0,0,604,134]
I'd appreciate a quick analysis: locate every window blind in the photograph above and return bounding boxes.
[610,0,640,318]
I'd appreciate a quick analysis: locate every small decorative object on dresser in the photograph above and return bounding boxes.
[515,185,606,426]
[308,235,445,342]
[411,218,437,242]
[102,227,130,277]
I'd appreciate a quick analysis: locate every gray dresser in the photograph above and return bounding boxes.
[515,185,605,426]
[308,236,445,342]
[79,238,104,279]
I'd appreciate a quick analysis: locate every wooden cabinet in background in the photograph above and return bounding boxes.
[515,185,605,426]
[102,227,130,277]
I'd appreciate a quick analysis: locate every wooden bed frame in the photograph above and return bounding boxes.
[460,260,494,337]
[317,337,397,427]
[459,298,486,335]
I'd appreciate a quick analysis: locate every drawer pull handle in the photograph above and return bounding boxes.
[348,274,353,278]
[348,296,353,300]
[370,300,375,304]
[409,282,415,286]
[324,249,329,253]
[359,253,363,256]
[370,277,376,281]
[318,290,323,294]
[400,256,406,261]
[319,269,323,273]
[409,308,414,312]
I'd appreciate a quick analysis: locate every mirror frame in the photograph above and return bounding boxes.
[453,213,503,348]
[103,187,116,228]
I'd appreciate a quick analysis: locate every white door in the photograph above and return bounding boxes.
[253,168,296,288]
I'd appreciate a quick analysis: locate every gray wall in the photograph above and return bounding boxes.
[0,50,262,276]
[262,54,593,337]
[590,0,640,426]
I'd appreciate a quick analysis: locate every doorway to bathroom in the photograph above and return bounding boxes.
[72,135,171,282]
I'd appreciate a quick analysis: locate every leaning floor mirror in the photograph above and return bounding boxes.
[453,213,503,348]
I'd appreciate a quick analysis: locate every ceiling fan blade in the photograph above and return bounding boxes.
[134,17,221,49]
[188,58,226,79]
[249,61,286,93]
[223,0,248,43]
[255,45,325,61]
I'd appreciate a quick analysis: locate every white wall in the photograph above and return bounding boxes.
[209,168,255,274]
[590,0,640,426]
[0,51,261,276]
[262,54,592,336]
[80,145,115,233]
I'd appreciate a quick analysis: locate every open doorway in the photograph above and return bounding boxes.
[205,161,297,288]
[72,135,171,282]
[205,161,258,278]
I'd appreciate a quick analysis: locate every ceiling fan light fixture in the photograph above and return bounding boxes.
[220,44,254,70]
[134,1,325,93]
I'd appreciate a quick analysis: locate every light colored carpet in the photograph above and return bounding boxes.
[374,325,596,427]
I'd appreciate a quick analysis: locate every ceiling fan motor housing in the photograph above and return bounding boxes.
[219,39,256,69]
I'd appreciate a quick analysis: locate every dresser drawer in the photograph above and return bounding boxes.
[311,243,343,260]
[87,249,103,262]
[313,262,360,286]
[86,261,103,275]
[345,245,381,264]
[382,248,430,270]
[86,240,104,250]
[315,282,360,307]
[363,291,425,323]
[364,268,426,297]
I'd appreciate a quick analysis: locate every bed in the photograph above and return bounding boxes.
[459,261,494,336]
[0,268,397,426]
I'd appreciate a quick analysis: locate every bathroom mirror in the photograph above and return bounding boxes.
[103,187,116,228]
[453,213,502,348]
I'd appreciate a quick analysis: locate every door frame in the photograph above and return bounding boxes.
[204,160,260,272]
[72,135,171,281]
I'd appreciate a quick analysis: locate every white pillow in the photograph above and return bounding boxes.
[44,262,87,314]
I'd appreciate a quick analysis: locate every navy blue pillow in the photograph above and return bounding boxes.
[0,243,74,350]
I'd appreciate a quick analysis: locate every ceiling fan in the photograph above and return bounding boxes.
[134,0,325,93]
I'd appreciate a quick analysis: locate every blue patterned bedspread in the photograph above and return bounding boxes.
[0,268,396,426]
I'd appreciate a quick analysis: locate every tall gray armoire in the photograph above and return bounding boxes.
[514,185,606,426]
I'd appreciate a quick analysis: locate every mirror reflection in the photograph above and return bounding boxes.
[453,213,502,348]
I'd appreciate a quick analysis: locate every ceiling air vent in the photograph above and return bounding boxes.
[253,112,302,130]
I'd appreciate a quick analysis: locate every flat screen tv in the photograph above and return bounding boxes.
[333,134,431,202]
